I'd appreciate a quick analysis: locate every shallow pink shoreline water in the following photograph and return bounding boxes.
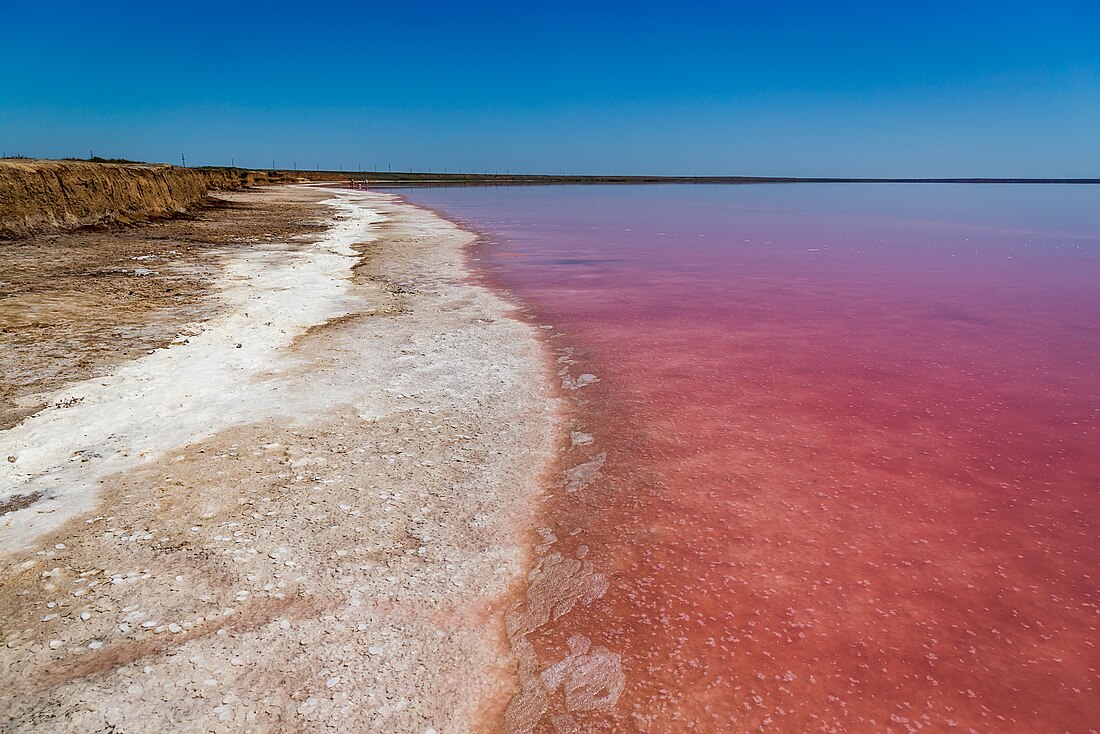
[400,184,1099,732]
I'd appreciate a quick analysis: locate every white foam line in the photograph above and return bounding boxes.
[0,190,384,553]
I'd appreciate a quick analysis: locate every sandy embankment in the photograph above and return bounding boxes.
[0,186,559,732]
[0,159,303,238]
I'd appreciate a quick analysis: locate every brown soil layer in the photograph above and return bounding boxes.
[0,159,316,238]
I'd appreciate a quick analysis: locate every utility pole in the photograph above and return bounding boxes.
[181,153,186,168]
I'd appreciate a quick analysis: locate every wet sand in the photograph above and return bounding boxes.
[0,187,559,732]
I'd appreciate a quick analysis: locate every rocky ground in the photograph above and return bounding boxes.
[0,187,561,733]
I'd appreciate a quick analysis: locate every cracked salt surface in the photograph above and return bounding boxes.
[0,190,385,553]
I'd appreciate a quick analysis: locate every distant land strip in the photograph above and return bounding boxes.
[2,157,1096,185]
[256,170,1100,186]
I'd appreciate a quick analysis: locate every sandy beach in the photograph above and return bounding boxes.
[0,186,564,732]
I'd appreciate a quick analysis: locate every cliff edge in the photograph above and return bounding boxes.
[0,160,294,238]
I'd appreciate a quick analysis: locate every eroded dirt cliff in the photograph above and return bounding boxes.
[0,160,298,237]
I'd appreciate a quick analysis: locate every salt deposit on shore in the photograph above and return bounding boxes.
[0,187,559,733]
[0,192,383,551]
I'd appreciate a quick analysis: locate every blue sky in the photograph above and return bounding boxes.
[2,1,1098,176]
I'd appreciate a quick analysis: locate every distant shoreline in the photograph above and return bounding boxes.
[265,169,1100,186]
[5,158,1095,189]
[228,166,1100,186]
[352,173,1100,186]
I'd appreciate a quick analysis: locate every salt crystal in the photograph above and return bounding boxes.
[88,641,103,650]
[168,623,183,633]
[571,432,594,446]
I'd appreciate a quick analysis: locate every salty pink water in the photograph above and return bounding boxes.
[401,184,1099,733]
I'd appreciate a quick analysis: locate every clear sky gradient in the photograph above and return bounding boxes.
[2,1,1098,176]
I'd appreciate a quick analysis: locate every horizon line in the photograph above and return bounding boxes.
[3,158,1097,184]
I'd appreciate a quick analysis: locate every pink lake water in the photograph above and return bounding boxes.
[396,184,1100,733]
